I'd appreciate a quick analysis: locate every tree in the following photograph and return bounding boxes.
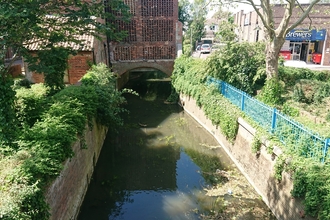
[179,0,191,30]
[1,0,130,86]
[183,0,207,54]
[212,9,237,43]
[28,47,71,95]
[206,41,266,94]
[0,0,129,145]
[232,0,321,80]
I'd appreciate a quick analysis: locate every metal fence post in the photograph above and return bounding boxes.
[322,138,330,163]
[271,108,277,132]
[221,81,225,95]
[241,92,245,111]
[217,80,221,93]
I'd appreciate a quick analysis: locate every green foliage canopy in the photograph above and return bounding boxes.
[0,0,130,143]
[206,41,266,95]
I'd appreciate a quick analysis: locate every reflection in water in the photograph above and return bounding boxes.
[162,190,199,219]
[78,82,275,220]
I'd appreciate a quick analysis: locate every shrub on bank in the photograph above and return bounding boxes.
[172,55,242,142]
[0,63,126,219]
[171,54,330,219]
[279,66,330,86]
[205,41,266,95]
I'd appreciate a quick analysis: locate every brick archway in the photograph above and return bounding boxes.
[113,61,174,90]
[111,60,174,77]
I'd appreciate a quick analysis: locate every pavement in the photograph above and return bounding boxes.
[192,53,330,71]
[192,51,211,59]
[283,60,330,71]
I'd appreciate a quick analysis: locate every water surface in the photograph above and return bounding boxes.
[78,82,275,220]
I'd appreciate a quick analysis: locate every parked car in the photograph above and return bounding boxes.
[196,45,201,51]
[200,44,211,54]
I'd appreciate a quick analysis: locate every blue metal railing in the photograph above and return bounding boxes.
[207,77,330,163]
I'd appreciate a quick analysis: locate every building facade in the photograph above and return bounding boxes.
[108,0,182,88]
[24,34,107,85]
[234,4,330,66]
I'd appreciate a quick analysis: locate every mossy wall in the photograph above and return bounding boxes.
[45,121,107,220]
[180,94,315,220]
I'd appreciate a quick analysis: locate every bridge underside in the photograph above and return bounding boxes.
[112,60,174,90]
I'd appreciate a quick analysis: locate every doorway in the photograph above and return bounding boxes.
[290,42,301,60]
[301,43,309,62]
[289,42,309,62]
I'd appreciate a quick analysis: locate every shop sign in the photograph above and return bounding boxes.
[285,29,326,41]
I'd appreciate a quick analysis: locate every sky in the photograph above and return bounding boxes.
[206,0,313,17]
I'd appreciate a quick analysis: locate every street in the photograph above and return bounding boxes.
[192,51,211,59]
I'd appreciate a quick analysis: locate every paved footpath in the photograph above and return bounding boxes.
[284,60,330,71]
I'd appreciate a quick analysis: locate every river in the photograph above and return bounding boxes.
[78,81,275,220]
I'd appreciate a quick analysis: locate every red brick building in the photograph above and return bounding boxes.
[234,4,330,66]
[24,33,107,85]
[24,0,182,86]
[108,0,182,88]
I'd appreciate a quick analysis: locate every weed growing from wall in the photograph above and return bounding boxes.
[251,134,262,154]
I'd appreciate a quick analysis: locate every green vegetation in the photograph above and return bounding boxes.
[171,42,330,217]
[251,134,262,154]
[0,63,127,219]
[172,55,242,142]
[206,42,266,95]
[180,0,207,54]
[0,0,130,147]
[277,67,330,137]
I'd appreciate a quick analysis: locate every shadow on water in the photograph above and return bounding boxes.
[78,80,275,220]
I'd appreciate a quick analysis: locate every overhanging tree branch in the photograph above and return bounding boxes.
[289,0,321,30]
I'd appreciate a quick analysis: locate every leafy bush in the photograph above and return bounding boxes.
[257,78,284,106]
[13,78,32,88]
[15,84,48,128]
[281,103,300,117]
[1,63,127,219]
[172,55,241,142]
[205,41,266,95]
[291,162,330,219]
[52,86,98,128]
[251,135,262,154]
[279,66,330,87]
[0,77,18,146]
[314,82,330,103]
[201,87,240,141]
[292,83,306,102]
[81,63,127,128]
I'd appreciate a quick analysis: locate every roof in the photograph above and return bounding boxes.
[24,15,96,52]
[26,34,95,51]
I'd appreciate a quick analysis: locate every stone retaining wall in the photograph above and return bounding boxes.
[180,94,314,220]
[45,121,108,220]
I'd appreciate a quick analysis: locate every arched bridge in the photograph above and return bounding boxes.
[107,0,182,89]
[112,59,177,89]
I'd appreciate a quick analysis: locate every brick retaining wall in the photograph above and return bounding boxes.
[45,121,107,220]
[180,94,314,220]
